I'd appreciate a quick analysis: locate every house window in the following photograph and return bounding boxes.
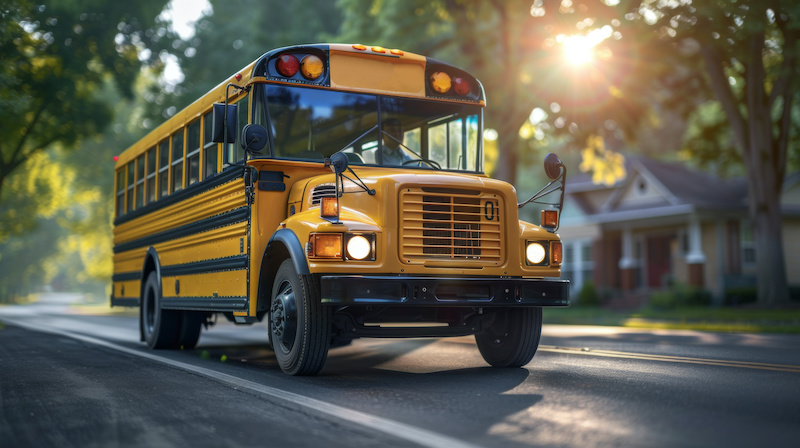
[562,240,594,297]
[741,223,756,266]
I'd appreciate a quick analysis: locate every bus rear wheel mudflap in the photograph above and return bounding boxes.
[269,259,331,375]
[141,271,203,350]
[474,307,543,368]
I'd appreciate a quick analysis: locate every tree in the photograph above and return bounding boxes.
[650,1,799,304]
[0,0,172,207]
[168,0,342,112]
[336,0,664,185]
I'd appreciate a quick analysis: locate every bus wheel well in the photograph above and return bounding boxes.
[257,242,291,314]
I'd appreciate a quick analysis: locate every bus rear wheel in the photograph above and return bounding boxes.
[475,307,542,368]
[269,260,331,376]
[141,271,202,350]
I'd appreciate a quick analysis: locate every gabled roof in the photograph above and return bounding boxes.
[565,156,749,219]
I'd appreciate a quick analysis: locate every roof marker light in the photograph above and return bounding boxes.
[352,44,367,51]
[371,46,386,53]
[390,49,404,56]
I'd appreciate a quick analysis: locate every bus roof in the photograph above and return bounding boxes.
[115,43,485,168]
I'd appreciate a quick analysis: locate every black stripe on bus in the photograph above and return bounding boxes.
[161,255,248,277]
[114,165,245,227]
[113,206,248,254]
[161,296,248,311]
[112,255,248,283]
[110,297,139,307]
[112,272,141,282]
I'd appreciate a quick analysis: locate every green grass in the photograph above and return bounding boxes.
[543,306,800,334]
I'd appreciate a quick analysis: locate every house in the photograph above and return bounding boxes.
[557,156,800,304]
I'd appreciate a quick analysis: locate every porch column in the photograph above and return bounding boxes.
[686,216,706,288]
[619,227,637,291]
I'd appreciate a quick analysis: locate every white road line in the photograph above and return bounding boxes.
[2,317,483,448]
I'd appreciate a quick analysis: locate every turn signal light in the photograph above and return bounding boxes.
[309,234,342,259]
[541,209,558,229]
[551,241,563,265]
[321,196,339,220]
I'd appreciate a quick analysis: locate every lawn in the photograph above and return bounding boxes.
[543,306,800,334]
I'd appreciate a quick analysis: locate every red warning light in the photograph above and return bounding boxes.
[235,73,242,81]
[113,156,119,162]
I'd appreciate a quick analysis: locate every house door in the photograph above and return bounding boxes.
[647,236,672,288]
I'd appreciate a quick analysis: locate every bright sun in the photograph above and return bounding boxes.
[562,35,595,65]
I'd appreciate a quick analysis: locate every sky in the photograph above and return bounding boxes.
[157,0,212,86]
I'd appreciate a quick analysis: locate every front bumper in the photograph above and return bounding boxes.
[320,275,570,307]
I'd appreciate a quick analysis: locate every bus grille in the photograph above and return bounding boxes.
[400,188,503,265]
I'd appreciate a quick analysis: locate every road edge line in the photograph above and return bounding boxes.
[2,317,484,448]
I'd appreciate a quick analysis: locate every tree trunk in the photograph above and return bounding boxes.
[492,122,520,185]
[753,204,790,305]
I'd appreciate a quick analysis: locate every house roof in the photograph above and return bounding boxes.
[565,156,750,221]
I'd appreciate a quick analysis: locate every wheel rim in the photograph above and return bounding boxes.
[144,284,156,334]
[271,280,298,352]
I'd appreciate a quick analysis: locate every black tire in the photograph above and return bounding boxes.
[141,272,202,349]
[269,260,331,375]
[475,307,542,367]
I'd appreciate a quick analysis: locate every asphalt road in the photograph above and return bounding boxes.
[1,294,799,447]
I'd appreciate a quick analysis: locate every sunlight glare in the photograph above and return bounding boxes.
[562,35,594,65]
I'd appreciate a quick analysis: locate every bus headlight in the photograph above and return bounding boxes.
[346,234,375,261]
[526,242,546,265]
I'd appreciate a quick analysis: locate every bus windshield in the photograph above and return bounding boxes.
[255,84,483,172]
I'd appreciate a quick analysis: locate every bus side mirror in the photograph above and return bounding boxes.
[544,152,564,180]
[212,102,238,144]
[241,124,268,153]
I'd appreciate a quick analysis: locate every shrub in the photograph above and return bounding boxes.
[649,284,711,309]
[577,281,600,307]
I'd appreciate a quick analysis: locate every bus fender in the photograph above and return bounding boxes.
[257,229,310,313]
[139,247,162,342]
[266,228,310,275]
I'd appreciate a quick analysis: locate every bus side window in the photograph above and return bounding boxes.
[203,111,219,178]
[171,130,184,193]
[158,139,169,199]
[135,154,145,209]
[115,169,125,217]
[225,94,248,165]
[146,146,156,204]
[187,119,201,186]
[125,162,135,213]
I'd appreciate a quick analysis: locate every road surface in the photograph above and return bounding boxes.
[1,294,798,447]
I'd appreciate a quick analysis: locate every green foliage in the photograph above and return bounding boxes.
[0,0,172,204]
[577,280,600,307]
[169,0,342,111]
[649,284,712,310]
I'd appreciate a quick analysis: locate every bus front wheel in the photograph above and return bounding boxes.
[141,271,202,350]
[475,307,542,368]
[269,259,331,375]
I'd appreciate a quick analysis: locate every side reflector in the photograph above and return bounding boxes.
[311,234,342,259]
[541,209,558,229]
[430,72,452,93]
[551,241,563,265]
[321,196,339,220]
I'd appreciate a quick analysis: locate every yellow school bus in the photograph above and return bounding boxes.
[112,43,569,375]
